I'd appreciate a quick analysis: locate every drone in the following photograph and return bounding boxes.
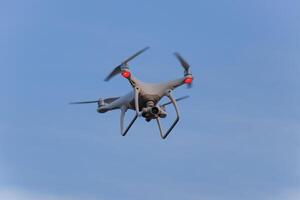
[71,47,194,139]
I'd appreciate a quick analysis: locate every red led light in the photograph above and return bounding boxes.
[184,77,193,84]
[121,71,131,78]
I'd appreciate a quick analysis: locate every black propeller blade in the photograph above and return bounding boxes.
[123,46,150,64]
[70,97,119,105]
[104,65,122,81]
[69,100,99,104]
[160,95,190,107]
[174,52,193,88]
[104,47,150,81]
[174,52,190,75]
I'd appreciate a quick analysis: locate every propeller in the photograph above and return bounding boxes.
[174,52,191,75]
[160,95,190,107]
[104,47,150,81]
[174,52,193,88]
[69,97,119,106]
[69,100,98,104]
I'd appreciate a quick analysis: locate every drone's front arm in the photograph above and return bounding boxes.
[165,74,193,90]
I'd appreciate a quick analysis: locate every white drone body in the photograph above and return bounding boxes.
[71,47,194,139]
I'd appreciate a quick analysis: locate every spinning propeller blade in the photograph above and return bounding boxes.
[70,97,119,105]
[69,100,98,104]
[104,47,150,81]
[160,95,190,107]
[104,65,122,81]
[123,46,150,64]
[174,52,190,75]
[175,52,193,88]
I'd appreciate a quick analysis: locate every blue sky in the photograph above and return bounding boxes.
[1,0,299,199]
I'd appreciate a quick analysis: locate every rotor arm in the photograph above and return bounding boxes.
[165,74,193,90]
[165,77,185,89]
[124,72,141,88]
[156,90,180,139]
[120,106,138,136]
